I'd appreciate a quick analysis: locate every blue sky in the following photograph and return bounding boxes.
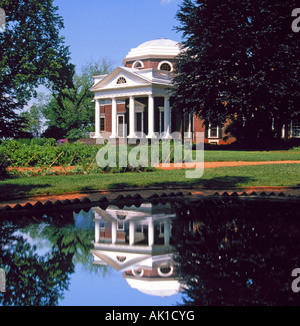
[54,0,183,72]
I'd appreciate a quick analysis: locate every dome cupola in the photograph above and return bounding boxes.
[123,38,182,70]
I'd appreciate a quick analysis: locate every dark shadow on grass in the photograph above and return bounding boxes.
[0,183,52,201]
[108,176,254,190]
[107,182,140,190]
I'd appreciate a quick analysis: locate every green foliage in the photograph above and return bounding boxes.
[0,139,99,168]
[0,139,157,178]
[42,59,114,140]
[0,0,74,138]
[172,0,300,142]
[0,151,10,180]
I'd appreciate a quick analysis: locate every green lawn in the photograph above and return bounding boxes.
[1,163,299,200]
[203,150,300,162]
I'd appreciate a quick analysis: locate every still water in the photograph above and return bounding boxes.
[0,196,300,306]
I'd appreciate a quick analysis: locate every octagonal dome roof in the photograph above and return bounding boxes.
[123,38,182,65]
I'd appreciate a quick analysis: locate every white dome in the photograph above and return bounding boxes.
[137,38,180,49]
[125,278,182,297]
[123,38,182,65]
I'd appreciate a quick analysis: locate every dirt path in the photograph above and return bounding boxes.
[157,160,300,170]
[7,160,300,173]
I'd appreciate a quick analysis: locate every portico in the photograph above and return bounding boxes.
[93,94,172,140]
[91,66,175,140]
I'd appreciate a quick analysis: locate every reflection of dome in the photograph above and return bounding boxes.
[123,38,182,64]
[125,278,182,297]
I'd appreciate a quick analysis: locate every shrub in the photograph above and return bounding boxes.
[0,139,100,167]
[0,152,10,180]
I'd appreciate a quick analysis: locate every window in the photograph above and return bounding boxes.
[210,126,219,138]
[133,60,144,69]
[158,266,174,277]
[99,220,105,229]
[207,123,222,139]
[117,77,127,84]
[132,269,144,277]
[160,63,171,71]
[158,61,173,72]
[117,256,127,263]
[100,117,105,132]
[117,221,124,231]
[117,214,126,221]
[292,120,300,138]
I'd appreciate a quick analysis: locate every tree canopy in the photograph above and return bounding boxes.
[42,59,113,140]
[172,0,300,143]
[0,0,74,138]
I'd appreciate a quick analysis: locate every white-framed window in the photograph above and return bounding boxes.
[132,269,144,278]
[116,77,127,84]
[117,221,125,231]
[99,220,105,230]
[158,61,173,72]
[132,60,144,69]
[100,116,105,132]
[208,123,220,138]
[292,120,300,138]
[158,266,174,277]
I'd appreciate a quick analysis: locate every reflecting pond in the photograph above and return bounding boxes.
[0,196,300,306]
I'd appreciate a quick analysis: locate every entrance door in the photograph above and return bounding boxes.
[135,112,143,136]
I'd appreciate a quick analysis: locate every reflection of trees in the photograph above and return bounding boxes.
[0,209,105,306]
[0,220,74,306]
[172,198,300,306]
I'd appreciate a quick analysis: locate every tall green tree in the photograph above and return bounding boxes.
[43,59,113,140]
[172,0,300,144]
[0,0,74,138]
[20,93,48,138]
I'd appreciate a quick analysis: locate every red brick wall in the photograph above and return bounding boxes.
[193,115,236,145]
[101,103,125,133]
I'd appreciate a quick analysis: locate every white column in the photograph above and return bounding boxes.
[164,220,171,245]
[128,96,137,138]
[111,221,117,244]
[163,96,171,139]
[94,100,102,138]
[148,219,154,246]
[187,112,192,138]
[110,97,118,138]
[95,220,100,243]
[129,221,135,246]
[147,94,156,138]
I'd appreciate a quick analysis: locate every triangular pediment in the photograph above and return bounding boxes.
[91,66,152,92]
[91,249,151,272]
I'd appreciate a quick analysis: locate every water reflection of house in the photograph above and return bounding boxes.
[90,203,184,297]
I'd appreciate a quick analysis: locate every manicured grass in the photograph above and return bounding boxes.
[203,150,300,162]
[1,163,299,200]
